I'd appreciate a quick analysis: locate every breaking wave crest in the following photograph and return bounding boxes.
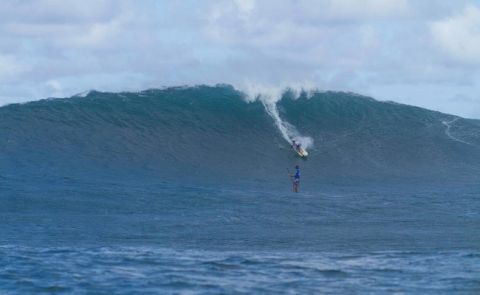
[1,84,480,186]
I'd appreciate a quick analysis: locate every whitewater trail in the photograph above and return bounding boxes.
[239,83,314,150]
[262,99,313,149]
[442,118,472,146]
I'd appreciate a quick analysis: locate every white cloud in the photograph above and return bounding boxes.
[0,0,480,118]
[1,1,131,50]
[0,55,30,81]
[431,5,480,64]
[46,79,63,97]
[0,0,119,24]
[317,0,410,20]
[233,0,255,15]
[207,0,409,45]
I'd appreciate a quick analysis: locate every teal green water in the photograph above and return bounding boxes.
[1,85,479,293]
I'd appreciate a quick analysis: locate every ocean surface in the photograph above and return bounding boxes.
[1,85,480,293]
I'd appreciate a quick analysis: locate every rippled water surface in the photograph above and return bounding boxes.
[2,87,480,293]
[2,182,480,294]
[2,246,479,294]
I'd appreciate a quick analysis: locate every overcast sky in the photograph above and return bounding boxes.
[1,0,480,117]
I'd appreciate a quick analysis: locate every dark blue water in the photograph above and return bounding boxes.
[1,85,480,293]
[2,246,479,294]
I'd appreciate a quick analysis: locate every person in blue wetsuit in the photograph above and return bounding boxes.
[289,165,300,193]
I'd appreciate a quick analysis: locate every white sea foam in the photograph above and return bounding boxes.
[239,82,314,149]
[442,118,472,145]
[74,90,92,98]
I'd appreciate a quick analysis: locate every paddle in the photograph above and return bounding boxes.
[286,168,293,182]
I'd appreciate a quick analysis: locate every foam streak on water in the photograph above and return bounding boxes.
[442,118,474,146]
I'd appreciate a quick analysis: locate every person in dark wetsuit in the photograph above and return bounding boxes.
[290,165,300,193]
[292,140,301,152]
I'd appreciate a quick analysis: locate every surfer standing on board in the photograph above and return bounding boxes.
[289,165,300,193]
[292,140,301,152]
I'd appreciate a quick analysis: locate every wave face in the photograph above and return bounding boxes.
[2,85,480,294]
[1,85,480,187]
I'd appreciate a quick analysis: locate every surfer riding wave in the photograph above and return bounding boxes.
[291,139,308,157]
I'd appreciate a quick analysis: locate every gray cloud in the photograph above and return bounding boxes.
[0,0,479,118]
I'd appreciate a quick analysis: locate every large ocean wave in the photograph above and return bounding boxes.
[2,85,480,294]
[1,84,480,187]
